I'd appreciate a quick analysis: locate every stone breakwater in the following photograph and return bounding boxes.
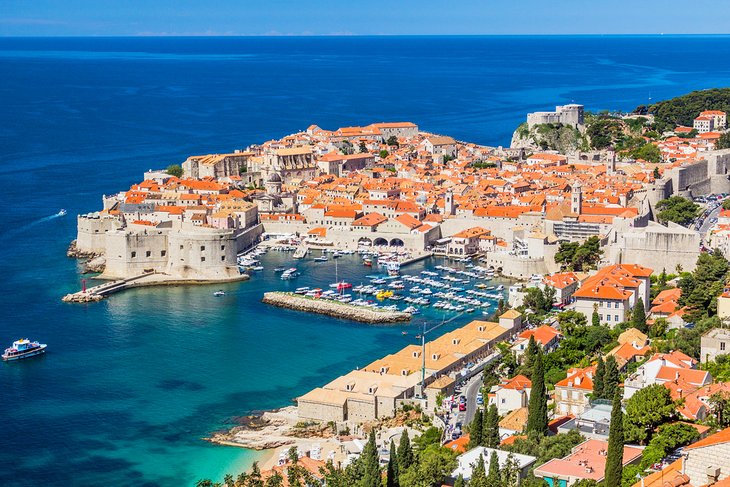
[262,292,411,324]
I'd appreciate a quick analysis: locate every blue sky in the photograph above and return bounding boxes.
[2,0,729,36]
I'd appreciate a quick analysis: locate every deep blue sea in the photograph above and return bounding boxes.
[1,36,730,486]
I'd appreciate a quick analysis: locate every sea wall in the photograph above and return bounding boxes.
[262,292,411,324]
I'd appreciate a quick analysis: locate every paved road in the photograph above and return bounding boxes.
[699,203,722,241]
[464,374,484,425]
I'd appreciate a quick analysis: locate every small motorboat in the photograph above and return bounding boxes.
[213,290,225,297]
[57,209,67,217]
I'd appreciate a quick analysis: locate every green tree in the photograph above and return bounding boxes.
[592,307,601,327]
[522,335,540,378]
[399,444,456,487]
[708,390,730,427]
[264,472,284,487]
[655,196,700,226]
[653,166,661,179]
[624,384,676,444]
[640,88,730,131]
[359,142,368,153]
[223,474,234,486]
[469,408,484,448]
[379,149,389,159]
[603,355,620,401]
[557,310,587,336]
[631,298,647,333]
[486,450,502,487]
[605,393,625,487]
[387,439,399,487]
[483,404,501,448]
[166,164,183,177]
[360,430,380,487]
[592,356,605,399]
[248,462,263,487]
[500,453,520,487]
[678,252,729,322]
[387,135,399,146]
[235,472,249,487]
[640,422,700,469]
[631,143,662,163]
[718,132,730,150]
[397,432,414,473]
[526,349,548,436]
[469,454,488,487]
[454,474,466,487]
[196,480,213,487]
[505,429,584,465]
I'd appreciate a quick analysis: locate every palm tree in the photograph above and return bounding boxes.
[196,480,213,487]
[223,473,234,486]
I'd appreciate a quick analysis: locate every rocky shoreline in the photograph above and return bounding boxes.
[67,240,106,274]
[262,292,411,324]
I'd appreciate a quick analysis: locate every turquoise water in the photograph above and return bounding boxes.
[2,35,730,486]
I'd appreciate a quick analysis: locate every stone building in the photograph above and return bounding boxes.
[259,146,317,185]
[527,104,585,129]
[182,152,251,179]
[701,328,730,364]
[682,427,730,487]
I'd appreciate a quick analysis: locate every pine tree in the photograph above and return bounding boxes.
[397,431,414,473]
[486,450,502,487]
[604,392,625,487]
[469,408,484,447]
[360,430,380,487]
[526,348,548,436]
[631,298,647,333]
[454,474,466,487]
[603,355,620,401]
[483,404,500,448]
[593,356,605,400]
[469,454,488,487]
[386,439,399,487]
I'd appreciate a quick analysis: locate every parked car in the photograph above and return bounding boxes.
[458,402,467,411]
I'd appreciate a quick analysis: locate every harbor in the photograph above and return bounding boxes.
[262,292,411,323]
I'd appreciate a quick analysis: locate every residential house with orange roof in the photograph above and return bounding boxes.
[623,350,699,400]
[534,439,642,487]
[554,365,596,416]
[544,271,585,305]
[446,226,491,256]
[512,325,562,357]
[489,375,532,415]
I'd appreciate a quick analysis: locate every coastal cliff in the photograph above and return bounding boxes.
[262,292,411,324]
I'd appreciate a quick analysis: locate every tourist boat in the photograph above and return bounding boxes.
[294,287,310,294]
[496,285,505,291]
[329,281,352,291]
[386,262,400,277]
[376,290,393,300]
[281,268,299,280]
[403,306,419,315]
[2,339,47,362]
[213,290,225,296]
[57,209,67,217]
[314,256,328,262]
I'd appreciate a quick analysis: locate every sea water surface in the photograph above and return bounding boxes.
[1,36,730,486]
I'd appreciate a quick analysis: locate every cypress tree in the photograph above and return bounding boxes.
[386,439,399,487]
[592,308,601,327]
[454,474,466,487]
[486,450,502,487]
[526,348,548,436]
[604,392,625,487]
[593,356,606,400]
[360,430,380,487]
[483,404,500,448]
[397,431,414,473]
[603,355,620,401]
[469,408,484,448]
[470,454,487,487]
[631,298,647,333]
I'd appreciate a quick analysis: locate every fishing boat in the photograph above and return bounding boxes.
[213,290,225,297]
[3,339,47,362]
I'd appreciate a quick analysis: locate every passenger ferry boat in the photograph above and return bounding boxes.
[3,339,47,362]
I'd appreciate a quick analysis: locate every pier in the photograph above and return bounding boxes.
[262,291,411,324]
[62,272,249,303]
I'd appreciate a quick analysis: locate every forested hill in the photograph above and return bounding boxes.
[636,88,730,132]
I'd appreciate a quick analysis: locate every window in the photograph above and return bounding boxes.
[180,245,184,250]
[200,245,206,251]
[606,315,611,322]
[599,314,603,320]
[615,302,619,308]
[146,251,151,257]
[221,245,225,250]
[131,251,136,258]
[722,342,726,351]
[501,398,505,404]
[201,257,206,262]
[161,250,166,257]
[615,315,619,321]
[221,256,225,261]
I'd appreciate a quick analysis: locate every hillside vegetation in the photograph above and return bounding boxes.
[636,87,730,132]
